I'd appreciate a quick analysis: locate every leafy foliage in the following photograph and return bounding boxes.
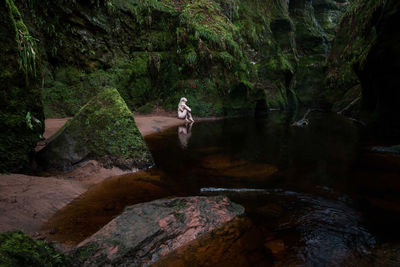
[18,31,38,78]
[0,0,44,173]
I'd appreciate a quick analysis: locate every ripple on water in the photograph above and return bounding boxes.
[271,191,375,266]
[155,190,377,266]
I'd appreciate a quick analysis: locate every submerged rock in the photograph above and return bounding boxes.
[72,196,244,266]
[37,88,153,171]
[371,145,400,155]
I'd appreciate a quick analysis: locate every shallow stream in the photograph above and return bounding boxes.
[45,112,400,266]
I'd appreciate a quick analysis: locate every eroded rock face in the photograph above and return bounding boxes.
[72,196,244,266]
[289,0,349,104]
[37,87,153,171]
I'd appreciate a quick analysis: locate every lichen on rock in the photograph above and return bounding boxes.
[72,196,244,266]
[37,87,154,171]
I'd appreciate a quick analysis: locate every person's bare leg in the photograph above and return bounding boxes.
[178,109,188,120]
[187,112,194,122]
[185,113,191,122]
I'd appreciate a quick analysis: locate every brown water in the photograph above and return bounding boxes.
[45,112,400,265]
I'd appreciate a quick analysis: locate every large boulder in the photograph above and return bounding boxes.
[72,196,244,266]
[0,0,44,172]
[37,87,153,171]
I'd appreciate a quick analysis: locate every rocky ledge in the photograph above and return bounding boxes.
[72,196,244,266]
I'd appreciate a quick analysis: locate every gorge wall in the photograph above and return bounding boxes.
[326,0,400,137]
[3,0,400,172]
[14,0,347,118]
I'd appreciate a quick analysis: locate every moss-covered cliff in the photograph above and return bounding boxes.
[234,0,347,109]
[0,0,44,173]
[14,0,346,118]
[15,0,254,117]
[326,0,400,135]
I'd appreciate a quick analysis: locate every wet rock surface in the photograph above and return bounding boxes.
[72,196,244,266]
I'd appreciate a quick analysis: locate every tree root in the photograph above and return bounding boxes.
[336,94,366,126]
[291,108,324,127]
[337,94,361,115]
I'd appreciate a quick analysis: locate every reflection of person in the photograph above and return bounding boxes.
[177,97,194,122]
[178,122,193,148]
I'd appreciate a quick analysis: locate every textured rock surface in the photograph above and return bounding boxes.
[73,196,244,266]
[0,0,44,172]
[37,87,153,171]
[291,0,349,104]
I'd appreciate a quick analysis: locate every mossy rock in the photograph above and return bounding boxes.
[37,87,153,171]
[0,0,44,173]
[0,230,70,267]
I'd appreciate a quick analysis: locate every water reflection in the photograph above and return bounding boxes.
[178,122,193,149]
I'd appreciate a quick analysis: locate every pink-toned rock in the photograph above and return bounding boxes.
[73,196,244,266]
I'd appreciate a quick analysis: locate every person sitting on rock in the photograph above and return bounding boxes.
[177,97,194,122]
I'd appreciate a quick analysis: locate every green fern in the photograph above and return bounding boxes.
[184,49,198,66]
[18,30,38,78]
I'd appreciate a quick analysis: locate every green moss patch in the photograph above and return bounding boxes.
[0,230,69,267]
[37,87,153,171]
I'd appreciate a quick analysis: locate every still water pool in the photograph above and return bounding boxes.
[45,112,400,266]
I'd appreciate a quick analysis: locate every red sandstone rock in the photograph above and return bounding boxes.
[73,196,244,266]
